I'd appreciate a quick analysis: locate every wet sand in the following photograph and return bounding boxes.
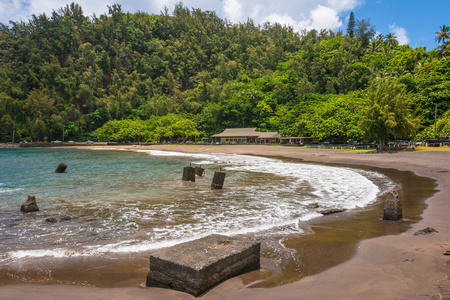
[2,145,450,299]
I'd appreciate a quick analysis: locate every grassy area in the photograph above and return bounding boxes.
[414,146,450,152]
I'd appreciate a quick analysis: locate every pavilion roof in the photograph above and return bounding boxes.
[257,132,281,139]
[211,128,260,138]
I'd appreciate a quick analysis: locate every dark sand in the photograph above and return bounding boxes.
[1,145,449,299]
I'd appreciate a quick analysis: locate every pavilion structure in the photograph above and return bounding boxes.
[211,128,281,144]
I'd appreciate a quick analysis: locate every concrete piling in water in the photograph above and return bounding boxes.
[55,162,67,173]
[383,189,402,221]
[195,166,204,177]
[211,170,226,189]
[182,166,196,182]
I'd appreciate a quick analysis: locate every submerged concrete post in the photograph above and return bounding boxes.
[182,166,196,182]
[211,171,226,189]
[383,189,402,221]
[55,162,67,173]
[195,166,204,177]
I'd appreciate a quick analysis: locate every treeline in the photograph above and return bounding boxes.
[0,2,449,142]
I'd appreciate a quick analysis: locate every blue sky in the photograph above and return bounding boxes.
[0,0,446,50]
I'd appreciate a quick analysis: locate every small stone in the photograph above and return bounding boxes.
[413,227,438,235]
[306,203,319,209]
[46,216,72,223]
[318,208,346,215]
[59,215,72,221]
[20,195,39,213]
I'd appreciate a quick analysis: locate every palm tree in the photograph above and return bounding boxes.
[435,25,450,44]
[367,39,383,53]
[385,33,398,48]
[440,43,450,56]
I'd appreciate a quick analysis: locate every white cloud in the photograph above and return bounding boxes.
[265,13,298,28]
[389,23,409,45]
[0,0,362,34]
[328,0,363,12]
[308,4,342,30]
[222,0,242,23]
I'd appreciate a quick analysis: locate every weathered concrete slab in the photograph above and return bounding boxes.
[146,234,260,296]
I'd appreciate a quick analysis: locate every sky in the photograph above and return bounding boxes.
[0,0,447,50]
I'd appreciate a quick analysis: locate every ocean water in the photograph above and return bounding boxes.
[0,148,394,264]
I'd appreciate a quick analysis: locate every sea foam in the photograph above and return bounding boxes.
[1,149,393,261]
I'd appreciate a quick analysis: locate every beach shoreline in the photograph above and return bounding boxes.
[1,145,449,299]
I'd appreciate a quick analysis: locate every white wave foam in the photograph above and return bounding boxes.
[1,149,391,261]
[0,187,23,194]
[143,149,381,209]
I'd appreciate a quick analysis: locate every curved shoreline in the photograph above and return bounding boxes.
[1,145,449,299]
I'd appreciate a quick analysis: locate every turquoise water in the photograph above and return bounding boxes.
[0,148,394,263]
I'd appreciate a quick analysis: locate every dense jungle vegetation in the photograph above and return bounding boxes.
[0,3,449,143]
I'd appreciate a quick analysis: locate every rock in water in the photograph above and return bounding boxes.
[20,195,40,212]
[45,215,72,223]
[306,203,319,209]
[318,208,347,215]
[383,189,402,221]
[146,234,260,296]
[55,162,67,173]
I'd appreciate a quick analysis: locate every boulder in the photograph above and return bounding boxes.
[20,195,39,212]
[146,234,260,296]
[383,189,402,221]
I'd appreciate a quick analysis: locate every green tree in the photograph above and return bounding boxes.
[385,33,398,49]
[435,25,450,44]
[346,12,355,38]
[359,78,420,150]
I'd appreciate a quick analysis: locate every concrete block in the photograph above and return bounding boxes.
[146,234,260,296]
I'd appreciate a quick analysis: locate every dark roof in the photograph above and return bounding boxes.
[211,128,259,138]
[257,132,281,139]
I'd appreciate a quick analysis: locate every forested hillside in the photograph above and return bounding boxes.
[0,2,449,143]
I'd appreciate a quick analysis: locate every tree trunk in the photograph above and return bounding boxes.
[378,137,388,151]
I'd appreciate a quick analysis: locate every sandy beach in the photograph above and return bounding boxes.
[1,145,449,299]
